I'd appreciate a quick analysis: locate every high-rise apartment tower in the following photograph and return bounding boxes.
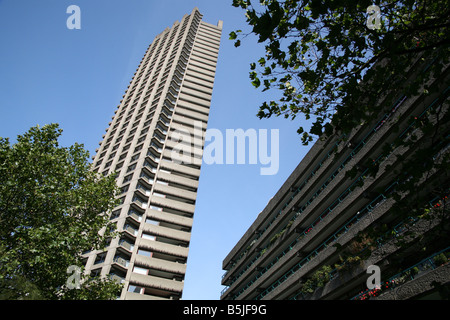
[83,8,222,300]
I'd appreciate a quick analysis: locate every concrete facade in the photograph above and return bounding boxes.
[221,55,449,300]
[84,8,222,300]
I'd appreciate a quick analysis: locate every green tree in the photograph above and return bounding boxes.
[231,0,449,144]
[231,0,449,253]
[0,124,123,300]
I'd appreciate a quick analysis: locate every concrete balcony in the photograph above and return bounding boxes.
[176,100,210,118]
[164,141,204,161]
[180,86,212,102]
[153,183,197,202]
[172,113,208,129]
[139,238,189,258]
[167,123,206,142]
[184,74,214,89]
[135,254,187,275]
[143,223,191,243]
[193,43,219,58]
[146,208,194,228]
[160,159,200,177]
[156,171,199,191]
[129,273,184,293]
[178,90,212,108]
[113,256,130,268]
[124,291,168,300]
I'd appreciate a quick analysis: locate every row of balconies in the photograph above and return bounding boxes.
[221,77,437,280]
[96,17,185,171]
[88,11,210,300]
[175,99,210,120]
[226,160,447,300]
[220,63,448,298]
[227,111,448,300]
[196,29,221,48]
[221,55,441,273]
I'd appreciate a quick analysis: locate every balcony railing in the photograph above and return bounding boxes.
[124,224,138,236]
[119,239,135,252]
[113,256,130,268]
[286,194,448,301]
[222,89,446,297]
[127,210,143,222]
[110,274,126,284]
[351,246,450,300]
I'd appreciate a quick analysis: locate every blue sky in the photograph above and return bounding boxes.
[0,0,312,299]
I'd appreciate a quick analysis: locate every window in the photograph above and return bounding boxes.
[126,136,134,144]
[137,135,146,144]
[142,233,156,241]
[138,249,153,257]
[90,268,102,277]
[119,152,127,161]
[130,153,140,163]
[123,173,133,183]
[140,170,154,182]
[127,163,136,173]
[146,218,159,226]
[133,266,149,275]
[134,144,143,153]
[122,143,131,152]
[120,185,129,194]
[115,162,124,170]
[110,209,121,220]
[128,285,143,294]
[152,192,166,198]
[128,209,142,222]
[94,252,106,265]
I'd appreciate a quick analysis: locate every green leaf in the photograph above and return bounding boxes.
[0,124,121,300]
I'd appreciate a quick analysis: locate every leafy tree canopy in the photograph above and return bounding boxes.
[231,0,449,144]
[231,0,449,246]
[0,124,122,299]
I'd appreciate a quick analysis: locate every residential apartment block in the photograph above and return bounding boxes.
[83,8,222,300]
[221,54,449,300]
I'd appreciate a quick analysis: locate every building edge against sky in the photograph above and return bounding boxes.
[83,8,222,300]
[220,53,450,300]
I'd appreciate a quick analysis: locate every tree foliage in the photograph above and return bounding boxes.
[0,124,122,299]
[231,0,449,144]
[231,0,450,258]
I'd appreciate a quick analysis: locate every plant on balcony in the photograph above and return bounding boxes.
[299,265,332,295]
[433,253,449,266]
[334,254,363,273]
[269,228,286,244]
[411,266,420,277]
[348,232,375,255]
